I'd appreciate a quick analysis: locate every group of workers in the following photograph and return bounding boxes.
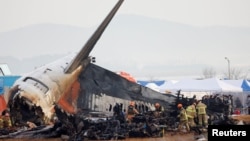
[1,99,207,134]
[0,106,59,132]
[125,99,208,133]
[125,101,164,123]
[177,99,208,132]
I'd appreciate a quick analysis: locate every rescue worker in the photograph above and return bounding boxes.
[2,109,12,128]
[227,95,233,116]
[247,95,250,114]
[126,101,139,123]
[113,103,126,123]
[154,103,164,112]
[0,113,3,129]
[196,100,208,128]
[177,103,190,132]
[153,102,164,118]
[186,101,197,128]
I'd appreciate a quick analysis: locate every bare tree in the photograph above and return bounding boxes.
[223,67,249,80]
[202,67,216,78]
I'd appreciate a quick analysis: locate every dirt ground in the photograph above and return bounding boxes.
[0,132,207,141]
[230,115,250,124]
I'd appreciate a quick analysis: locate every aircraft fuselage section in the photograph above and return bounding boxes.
[11,53,83,120]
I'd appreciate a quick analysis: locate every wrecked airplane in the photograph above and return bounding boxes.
[1,0,181,139]
[1,0,245,139]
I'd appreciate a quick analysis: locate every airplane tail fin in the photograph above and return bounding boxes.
[65,0,124,73]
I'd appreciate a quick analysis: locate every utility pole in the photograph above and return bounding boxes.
[225,57,230,79]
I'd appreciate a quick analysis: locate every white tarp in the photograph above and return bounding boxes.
[157,78,245,105]
[221,79,243,87]
[158,80,176,93]
[168,78,243,92]
[145,82,160,92]
[223,79,250,92]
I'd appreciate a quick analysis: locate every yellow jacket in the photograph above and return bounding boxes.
[186,104,196,118]
[196,102,207,115]
[178,107,188,121]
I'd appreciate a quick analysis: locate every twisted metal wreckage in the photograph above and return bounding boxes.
[0,0,244,140]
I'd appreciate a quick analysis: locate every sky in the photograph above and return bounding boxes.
[1,0,250,32]
[1,0,250,80]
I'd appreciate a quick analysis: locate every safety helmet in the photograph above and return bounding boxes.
[177,103,182,108]
[129,101,135,106]
[154,103,160,108]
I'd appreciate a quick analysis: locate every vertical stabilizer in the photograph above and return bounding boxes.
[0,64,12,76]
[65,0,124,73]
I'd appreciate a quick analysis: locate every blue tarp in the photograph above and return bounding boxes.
[0,75,21,94]
[137,80,165,86]
[0,79,3,94]
[223,79,250,92]
[241,79,250,91]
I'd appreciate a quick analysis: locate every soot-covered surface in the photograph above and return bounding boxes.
[77,63,177,112]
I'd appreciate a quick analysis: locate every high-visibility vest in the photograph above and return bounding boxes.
[2,116,12,128]
[0,117,3,128]
[179,108,188,121]
[196,102,206,115]
[186,105,196,118]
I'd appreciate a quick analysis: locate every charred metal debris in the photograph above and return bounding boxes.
[0,90,244,140]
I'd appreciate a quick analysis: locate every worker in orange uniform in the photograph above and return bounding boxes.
[126,101,139,123]
[177,103,190,132]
